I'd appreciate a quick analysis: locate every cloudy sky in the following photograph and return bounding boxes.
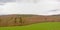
[0,0,60,15]
[0,0,16,2]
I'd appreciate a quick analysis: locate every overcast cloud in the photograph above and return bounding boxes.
[0,0,16,2]
[0,0,60,15]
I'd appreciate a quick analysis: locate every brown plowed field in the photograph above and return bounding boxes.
[0,14,60,26]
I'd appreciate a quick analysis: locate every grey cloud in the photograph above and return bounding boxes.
[0,0,16,2]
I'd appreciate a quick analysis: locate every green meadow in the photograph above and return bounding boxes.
[0,22,60,30]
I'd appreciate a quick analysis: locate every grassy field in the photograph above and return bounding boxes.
[0,22,60,30]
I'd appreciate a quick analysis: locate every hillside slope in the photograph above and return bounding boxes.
[0,14,60,26]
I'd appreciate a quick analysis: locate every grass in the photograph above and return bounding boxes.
[0,22,60,30]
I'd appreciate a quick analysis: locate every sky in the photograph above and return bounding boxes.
[0,0,16,2]
[0,0,60,15]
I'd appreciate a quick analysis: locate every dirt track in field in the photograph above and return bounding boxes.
[0,14,60,26]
